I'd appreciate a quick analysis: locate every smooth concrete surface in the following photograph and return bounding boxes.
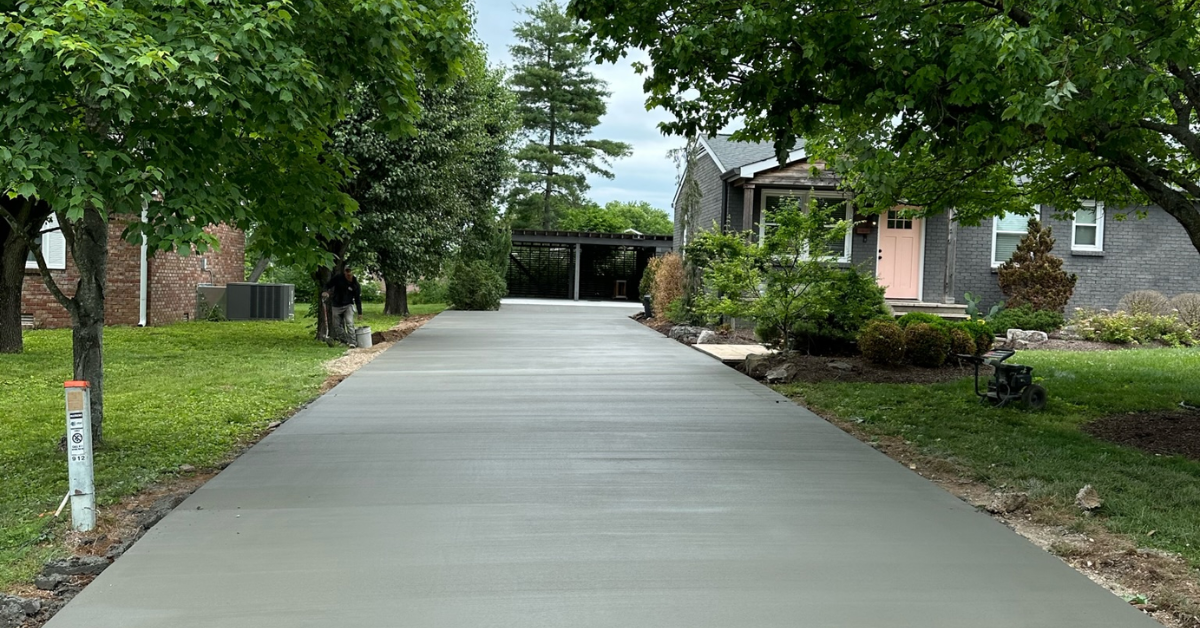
[47,305,1158,627]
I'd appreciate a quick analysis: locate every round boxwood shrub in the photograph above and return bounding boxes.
[948,327,976,357]
[858,319,906,365]
[896,312,945,329]
[905,323,950,368]
[958,319,994,354]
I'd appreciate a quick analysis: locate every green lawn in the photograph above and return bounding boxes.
[776,348,1200,565]
[0,301,444,589]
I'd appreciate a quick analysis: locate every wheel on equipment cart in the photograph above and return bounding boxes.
[1022,384,1047,410]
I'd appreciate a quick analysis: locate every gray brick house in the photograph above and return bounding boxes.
[673,135,1200,315]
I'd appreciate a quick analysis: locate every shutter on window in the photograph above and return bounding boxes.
[43,215,67,270]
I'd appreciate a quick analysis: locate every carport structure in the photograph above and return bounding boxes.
[506,230,673,301]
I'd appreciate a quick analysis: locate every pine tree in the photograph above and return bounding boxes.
[997,218,1078,313]
[507,0,632,229]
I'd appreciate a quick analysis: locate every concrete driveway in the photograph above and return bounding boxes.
[46,303,1158,627]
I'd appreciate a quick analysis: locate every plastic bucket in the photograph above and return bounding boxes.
[355,326,372,348]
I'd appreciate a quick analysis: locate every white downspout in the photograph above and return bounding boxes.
[138,202,148,326]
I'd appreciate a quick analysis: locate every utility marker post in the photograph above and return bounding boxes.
[64,381,96,532]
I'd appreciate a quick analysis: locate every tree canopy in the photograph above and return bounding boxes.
[559,200,672,234]
[0,0,470,434]
[334,49,518,315]
[570,0,1200,254]
[507,0,630,229]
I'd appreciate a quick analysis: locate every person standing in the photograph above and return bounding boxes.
[322,266,363,346]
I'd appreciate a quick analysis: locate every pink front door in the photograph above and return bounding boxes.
[877,210,922,299]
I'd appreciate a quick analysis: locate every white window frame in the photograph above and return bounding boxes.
[991,213,1028,268]
[1071,201,1104,252]
[25,215,67,271]
[758,189,853,263]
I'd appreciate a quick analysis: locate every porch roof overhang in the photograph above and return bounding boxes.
[511,230,673,249]
[720,148,808,185]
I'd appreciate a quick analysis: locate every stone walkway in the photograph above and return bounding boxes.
[47,304,1157,627]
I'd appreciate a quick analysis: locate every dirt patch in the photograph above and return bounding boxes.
[796,403,1200,628]
[1084,410,1200,462]
[320,314,435,393]
[746,352,977,385]
[632,314,757,344]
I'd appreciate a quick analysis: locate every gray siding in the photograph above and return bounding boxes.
[674,153,723,250]
[948,205,1200,311]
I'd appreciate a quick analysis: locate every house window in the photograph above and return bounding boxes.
[25,215,67,271]
[1071,202,1104,252]
[992,213,1028,267]
[885,210,913,230]
[759,190,853,262]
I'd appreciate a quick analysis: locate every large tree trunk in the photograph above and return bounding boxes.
[383,271,409,316]
[0,227,28,353]
[247,256,270,283]
[312,267,331,341]
[65,207,108,443]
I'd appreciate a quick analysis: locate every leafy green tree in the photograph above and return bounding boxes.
[0,0,469,439]
[572,0,1200,254]
[508,0,631,229]
[685,199,853,350]
[559,200,672,234]
[333,50,517,316]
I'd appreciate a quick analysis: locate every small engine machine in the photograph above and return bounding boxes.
[959,349,1047,410]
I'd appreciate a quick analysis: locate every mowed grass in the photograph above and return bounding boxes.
[776,348,1200,565]
[0,302,443,589]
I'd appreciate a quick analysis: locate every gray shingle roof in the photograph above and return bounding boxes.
[702,135,806,171]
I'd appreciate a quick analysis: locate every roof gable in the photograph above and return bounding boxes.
[700,135,806,172]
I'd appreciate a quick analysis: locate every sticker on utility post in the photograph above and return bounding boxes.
[64,381,95,532]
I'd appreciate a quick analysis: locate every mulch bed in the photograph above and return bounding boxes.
[743,352,978,385]
[1084,409,1200,461]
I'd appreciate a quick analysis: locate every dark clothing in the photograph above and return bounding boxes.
[325,273,363,314]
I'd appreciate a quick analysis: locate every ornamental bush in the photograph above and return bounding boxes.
[1171,293,1200,330]
[1072,309,1196,347]
[896,312,944,329]
[948,327,977,357]
[792,267,890,354]
[447,260,507,311]
[1119,290,1170,316]
[997,218,1077,313]
[858,319,906,365]
[957,319,995,353]
[904,323,950,368]
[989,304,1065,335]
[650,253,685,319]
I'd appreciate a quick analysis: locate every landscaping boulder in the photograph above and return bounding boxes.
[764,364,795,384]
[826,361,854,372]
[1006,329,1049,344]
[986,492,1029,515]
[1075,484,1103,512]
[744,353,773,379]
[0,594,40,628]
[41,555,110,578]
[35,573,67,591]
[668,326,704,344]
[696,330,719,345]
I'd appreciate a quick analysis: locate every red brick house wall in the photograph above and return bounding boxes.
[21,220,244,328]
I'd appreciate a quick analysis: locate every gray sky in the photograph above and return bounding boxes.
[475,1,680,213]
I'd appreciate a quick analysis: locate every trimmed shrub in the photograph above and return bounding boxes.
[858,319,906,365]
[650,253,685,319]
[639,257,660,298]
[896,312,945,329]
[997,218,1077,313]
[905,323,950,368]
[410,277,449,305]
[1171,293,1200,330]
[989,304,1065,335]
[1072,309,1196,346]
[1119,290,1170,316]
[793,267,891,354]
[447,260,507,311]
[948,327,977,357]
[957,319,995,353]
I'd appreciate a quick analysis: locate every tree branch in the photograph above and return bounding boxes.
[0,202,76,314]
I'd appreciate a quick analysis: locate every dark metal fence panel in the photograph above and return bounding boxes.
[507,242,574,299]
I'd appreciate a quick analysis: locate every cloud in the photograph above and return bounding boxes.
[475,1,683,216]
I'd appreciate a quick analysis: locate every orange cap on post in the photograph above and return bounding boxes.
[64,381,90,388]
